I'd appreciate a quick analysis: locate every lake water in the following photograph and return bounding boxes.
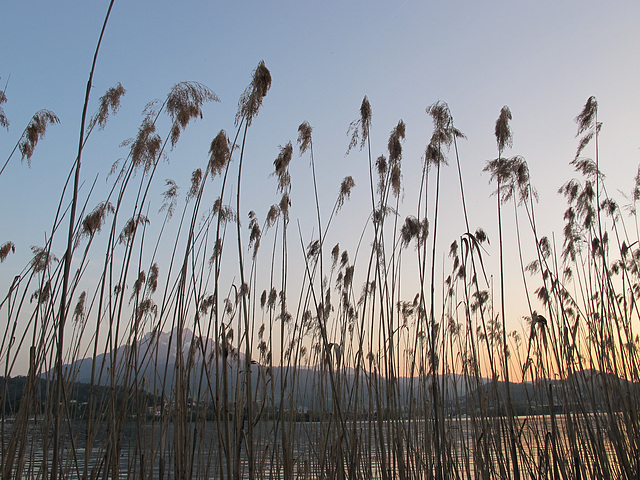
[0,413,629,479]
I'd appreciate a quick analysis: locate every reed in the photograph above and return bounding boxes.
[0,11,639,480]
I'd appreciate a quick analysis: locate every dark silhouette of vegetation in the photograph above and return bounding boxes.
[1,6,639,477]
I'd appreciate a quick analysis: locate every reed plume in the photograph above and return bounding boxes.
[209,129,231,178]
[346,96,372,154]
[81,201,115,239]
[236,60,272,126]
[87,82,126,132]
[0,89,8,130]
[0,241,15,262]
[159,179,179,218]
[337,176,355,211]
[18,109,60,166]
[167,81,219,147]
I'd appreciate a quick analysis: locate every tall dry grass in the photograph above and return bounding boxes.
[1,8,639,480]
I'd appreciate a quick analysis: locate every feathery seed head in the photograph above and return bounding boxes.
[340,250,349,269]
[20,110,60,166]
[512,156,529,187]
[474,228,488,244]
[495,106,513,153]
[166,82,219,148]
[73,291,86,325]
[0,241,15,262]
[30,246,57,273]
[344,265,354,289]
[118,214,149,244]
[426,101,465,149]
[260,290,267,309]
[538,237,551,259]
[452,126,466,140]
[0,90,8,130]
[564,267,573,282]
[209,130,230,178]
[575,96,598,136]
[89,82,126,131]
[160,179,179,218]
[331,244,340,269]
[449,240,458,258]
[425,141,446,168]
[279,193,290,222]
[148,263,159,294]
[509,156,533,204]
[212,199,236,224]
[130,116,161,171]
[236,60,272,127]
[401,216,420,248]
[525,260,540,275]
[273,142,293,193]
[388,119,405,165]
[200,294,215,315]
[563,206,575,223]
[267,288,277,310]
[210,240,222,265]
[346,96,372,154]
[574,131,594,161]
[253,61,272,97]
[81,201,114,238]
[187,168,202,201]
[375,155,387,194]
[248,211,261,260]
[560,179,581,203]
[30,280,51,305]
[130,270,146,301]
[307,240,320,260]
[376,155,387,178]
[578,180,595,209]
[265,204,280,229]
[421,218,429,244]
[426,101,453,145]
[483,157,513,192]
[136,298,158,322]
[572,158,601,179]
[426,101,450,127]
[212,197,223,216]
[360,96,371,132]
[400,216,428,248]
[297,121,313,155]
[390,164,402,197]
[336,176,355,211]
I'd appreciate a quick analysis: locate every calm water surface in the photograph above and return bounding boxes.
[0,414,625,479]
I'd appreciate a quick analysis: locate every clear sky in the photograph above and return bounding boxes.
[1,1,639,375]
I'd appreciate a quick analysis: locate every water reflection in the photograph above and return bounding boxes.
[1,414,624,479]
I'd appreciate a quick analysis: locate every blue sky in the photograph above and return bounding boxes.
[1,1,639,373]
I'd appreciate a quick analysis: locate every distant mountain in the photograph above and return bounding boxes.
[58,327,245,392]
[54,328,485,412]
[466,368,640,415]
[30,334,640,416]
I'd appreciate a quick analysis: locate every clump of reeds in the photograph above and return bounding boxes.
[0,11,639,479]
